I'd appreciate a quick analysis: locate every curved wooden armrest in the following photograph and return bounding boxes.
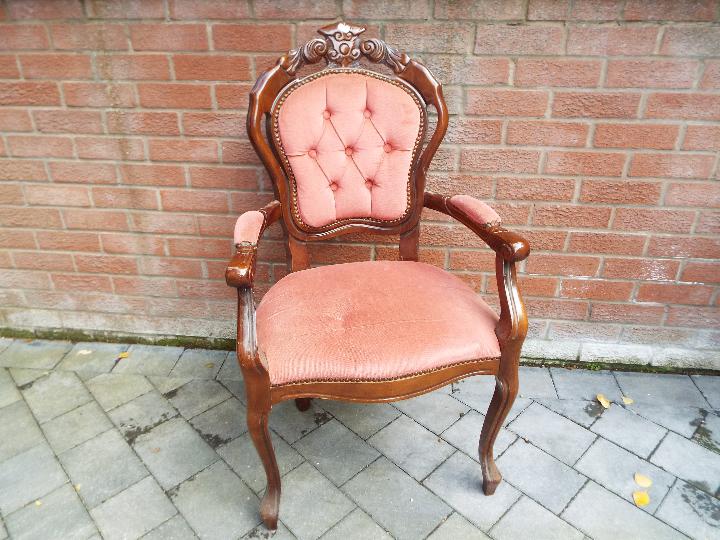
[424,192,530,263]
[225,200,282,288]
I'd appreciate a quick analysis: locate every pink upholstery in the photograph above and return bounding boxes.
[256,260,501,385]
[276,72,423,228]
[450,195,501,226]
[233,210,264,245]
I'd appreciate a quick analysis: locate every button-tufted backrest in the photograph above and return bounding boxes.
[272,70,425,230]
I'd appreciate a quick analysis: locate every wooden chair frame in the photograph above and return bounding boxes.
[225,22,529,530]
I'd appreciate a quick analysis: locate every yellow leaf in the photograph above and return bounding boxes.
[205,363,215,369]
[77,349,93,356]
[634,473,652,488]
[35,500,42,506]
[596,394,611,409]
[117,352,129,359]
[622,396,634,405]
[74,484,82,491]
[633,490,650,507]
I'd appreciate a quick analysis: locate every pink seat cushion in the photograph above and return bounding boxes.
[256,260,501,385]
[276,72,423,228]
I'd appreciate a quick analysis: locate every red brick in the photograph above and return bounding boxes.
[0,109,32,131]
[112,276,176,297]
[488,275,558,297]
[591,303,664,325]
[700,61,720,89]
[183,113,243,137]
[445,119,502,145]
[130,24,208,51]
[507,121,588,147]
[149,140,219,163]
[160,190,229,214]
[0,24,49,49]
[526,298,589,320]
[474,24,563,55]
[594,123,679,150]
[534,204,612,228]
[386,23,475,54]
[86,0,165,19]
[495,177,575,201]
[130,213,196,235]
[648,236,720,259]
[460,149,539,173]
[683,125,720,151]
[667,306,720,327]
[579,180,662,204]
[613,208,695,233]
[52,273,112,293]
[566,25,658,55]
[34,110,102,134]
[665,182,720,207]
[0,55,19,78]
[93,187,159,210]
[645,93,720,121]
[96,54,171,81]
[561,279,633,301]
[75,137,145,161]
[526,254,600,277]
[75,255,138,275]
[173,54,250,81]
[25,185,90,207]
[553,92,640,119]
[638,283,713,305]
[0,207,61,228]
[625,0,716,21]
[630,153,714,179]
[107,112,179,136]
[516,59,601,87]
[603,258,680,281]
[0,184,24,206]
[120,164,185,187]
[697,211,720,234]
[0,159,47,181]
[221,141,260,165]
[545,151,626,176]
[0,269,50,289]
[607,60,699,89]
[344,0,430,19]
[8,135,73,158]
[36,231,100,252]
[101,233,164,256]
[0,81,59,106]
[661,26,720,57]
[416,56,509,85]
[169,0,251,19]
[20,53,92,79]
[215,83,251,109]
[465,89,548,117]
[64,82,136,108]
[681,262,720,284]
[0,230,36,249]
[176,279,233,300]
[189,167,258,190]
[50,23,127,50]
[568,232,646,255]
[7,0,83,19]
[448,250,495,272]
[138,83,212,109]
[140,257,203,278]
[168,238,229,260]
[50,162,116,184]
[63,210,129,231]
[213,24,292,52]
[197,215,235,237]
[426,174,493,200]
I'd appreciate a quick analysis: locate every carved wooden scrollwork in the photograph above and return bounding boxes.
[279,21,411,76]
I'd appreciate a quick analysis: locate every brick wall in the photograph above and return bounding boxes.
[0,0,718,369]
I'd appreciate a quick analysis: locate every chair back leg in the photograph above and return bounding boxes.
[294,397,312,411]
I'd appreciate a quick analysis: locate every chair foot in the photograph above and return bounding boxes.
[479,373,518,496]
[294,398,311,411]
[247,404,281,530]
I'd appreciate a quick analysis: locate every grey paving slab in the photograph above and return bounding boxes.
[518,366,557,399]
[241,521,295,540]
[562,481,683,540]
[5,483,97,540]
[142,514,197,540]
[427,513,489,540]
[0,443,67,514]
[217,431,304,494]
[42,400,112,454]
[218,378,246,403]
[534,398,604,428]
[0,400,43,461]
[0,340,71,370]
[507,402,596,465]
[21,370,91,423]
[321,507,392,540]
[133,417,217,490]
[424,451,519,531]
[575,437,675,514]
[169,349,227,379]
[591,404,668,458]
[7,368,46,388]
[449,377,531,424]
[86,373,154,411]
[393,392,469,434]
[655,479,720,539]
[57,342,128,375]
[59,429,148,509]
[108,390,178,445]
[549,368,624,401]
[90,476,177,540]
[490,496,584,540]
[319,400,400,440]
[627,402,705,438]
[614,372,710,408]
[692,375,720,410]
[693,411,720,453]
[440,410,516,463]
[0,519,6,540]
[113,344,184,376]
[496,440,586,514]
[270,399,331,444]
[294,419,379,486]
[344,457,450,540]
[189,397,247,449]
[0,338,12,354]
[167,379,231,420]
[171,460,260,540]
[0,368,20,408]
[369,414,454,481]
[150,375,191,396]
[216,353,242,380]
[651,431,720,495]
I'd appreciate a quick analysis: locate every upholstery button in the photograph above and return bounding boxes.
[345,146,353,156]
[383,143,392,153]
[363,109,371,118]
[323,110,331,119]
[308,149,317,158]
[329,182,338,191]
[365,179,373,189]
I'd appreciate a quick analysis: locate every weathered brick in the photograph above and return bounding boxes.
[637,283,713,305]
[386,23,475,54]
[0,109,32,132]
[566,25,658,56]
[189,167,258,190]
[660,25,720,56]
[345,0,431,19]
[0,55,20,78]
[0,24,49,50]
[173,54,251,81]
[515,59,601,87]
[75,254,138,275]
[63,209,129,231]
[526,254,601,277]
[579,179,662,205]
[96,54,171,81]
[149,139,219,163]
[683,125,720,151]
[169,0,251,19]
[602,258,679,281]
[101,233,165,256]
[50,23,127,50]
[561,279,633,301]
[120,164,185,186]
[460,149,539,173]
[593,123,679,150]
[215,83,251,109]
[64,82,136,108]
[553,92,640,118]
[34,110,103,134]
[445,118,502,144]
[507,121,588,147]
[7,0,84,19]
[160,190,229,214]
[8,135,73,158]
[415,56,509,85]
[213,24,292,52]
[534,204,612,228]
[495,177,575,201]
[0,159,47,181]
[545,151,626,176]
[665,182,720,207]
[568,233,646,256]
[606,60,700,89]
[92,187,159,210]
[666,306,720,328]
[700,61,720,89]
[49,162,116,184]
[591,303,664,325]
[130,24,208,51]
[75,137,145,161]
[0,81,60,106]
[107,112,179,136]
[624,0,716,21]
[613,208,695,233]
[645,93,720,121]
[630,153,715,179]
[465,89,548,117]
[25,185,90,207]
[182,113,243,137]
[138,83,212,109]
[474,24,563,55]
[648,236,720,259]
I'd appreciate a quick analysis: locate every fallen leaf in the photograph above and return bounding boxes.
[117,352,129,359]
[634,473,652,488]
[77,349,93,356]
[633,490,650,507]
[74,484,81,491]
[596,393,611,409]
[205,363,215,369]
[622,396,634,405]
[35,500,42,506]
[151,447,161,453]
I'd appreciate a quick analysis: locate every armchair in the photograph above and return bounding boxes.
[226,22,529,530]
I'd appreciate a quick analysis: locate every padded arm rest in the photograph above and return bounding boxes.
[225,200,282,288]
[424,192,530,263]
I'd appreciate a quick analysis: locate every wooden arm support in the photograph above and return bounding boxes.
[225,200,282,289]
